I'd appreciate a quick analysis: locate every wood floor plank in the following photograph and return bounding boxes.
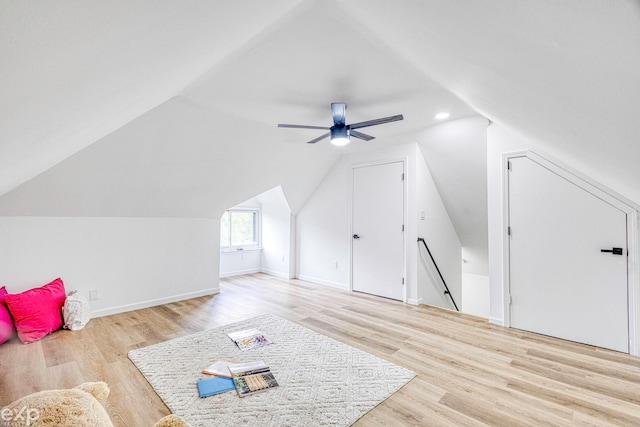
[1,273,640,426]
[506,379,640,426]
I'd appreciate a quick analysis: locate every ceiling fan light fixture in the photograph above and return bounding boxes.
[330,136,350,146]
[330,126,350,146]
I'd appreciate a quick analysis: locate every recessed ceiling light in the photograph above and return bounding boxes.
[435,112,450,120]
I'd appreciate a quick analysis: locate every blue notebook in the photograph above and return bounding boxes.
[197,376,235,397]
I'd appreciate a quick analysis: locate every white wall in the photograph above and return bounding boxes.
[219,249,262,278]
[416,145,462,310]
[257,186,295,279]
[415,116,488,315]
[296,160,351,290]
[462,273,490,318]
[416,116,488,276]
[297,141,462,307]
[0,217,220,317]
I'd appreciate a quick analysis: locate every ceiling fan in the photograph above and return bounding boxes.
[278,103,404,146]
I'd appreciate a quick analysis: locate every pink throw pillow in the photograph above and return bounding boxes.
[0,286,15,344]
[5,278,66,344]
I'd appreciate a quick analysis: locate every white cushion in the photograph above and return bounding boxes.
[63,290,92,331]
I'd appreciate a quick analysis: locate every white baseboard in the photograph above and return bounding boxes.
[260,269,293,279]
[406,297,423,306]
[297,275,349,291]
[219,268,261,278]
[489,316,505,326]
[92,287,220,318]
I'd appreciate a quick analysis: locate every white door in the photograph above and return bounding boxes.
[352,161,405,301]
[508,156,629,352]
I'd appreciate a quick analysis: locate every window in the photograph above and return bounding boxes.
[220,208,260,250]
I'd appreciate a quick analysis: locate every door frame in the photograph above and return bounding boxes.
[503,150,640,355]
[349,157,408,303]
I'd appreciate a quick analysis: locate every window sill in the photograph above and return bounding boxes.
[220,247,262,254]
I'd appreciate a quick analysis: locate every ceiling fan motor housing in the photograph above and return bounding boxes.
[331,125,350,141]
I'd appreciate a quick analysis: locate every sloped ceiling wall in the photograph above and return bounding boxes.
[0,0,307,198]
[0,1,638,263]
[344,0,640,203]
[0,96,338,217]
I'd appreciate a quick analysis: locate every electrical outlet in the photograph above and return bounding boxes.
[89,289,99,301]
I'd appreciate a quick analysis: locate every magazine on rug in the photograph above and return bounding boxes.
[227,328,272,351]
[229,360,279,397]
[202,360,237,378]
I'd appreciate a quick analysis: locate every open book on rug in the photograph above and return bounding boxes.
[202,360,237,378]
[229,360,279,397]
[227,328,272,351]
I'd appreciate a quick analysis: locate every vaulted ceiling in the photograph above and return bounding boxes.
[1,1,639,273]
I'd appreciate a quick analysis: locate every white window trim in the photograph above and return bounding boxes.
[220,207,262,252]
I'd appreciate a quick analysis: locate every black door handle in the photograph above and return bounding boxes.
[353,234,360,239]
[601,247,623,255]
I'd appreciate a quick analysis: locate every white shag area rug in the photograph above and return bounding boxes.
[128,313,415,426]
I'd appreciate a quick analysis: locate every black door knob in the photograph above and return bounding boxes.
[353,234,360,239]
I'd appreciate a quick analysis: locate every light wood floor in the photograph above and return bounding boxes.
[2,273,640,426]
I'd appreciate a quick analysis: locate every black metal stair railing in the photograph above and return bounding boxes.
[417,237,459,311]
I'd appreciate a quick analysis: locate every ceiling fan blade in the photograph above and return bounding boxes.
[350,130,375,141]
[331,103,347,127]
[348,114,404,130]
[306,132,331,144]
[278,124,330,130]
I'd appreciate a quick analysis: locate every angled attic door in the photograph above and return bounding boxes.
[506,152,637,354]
